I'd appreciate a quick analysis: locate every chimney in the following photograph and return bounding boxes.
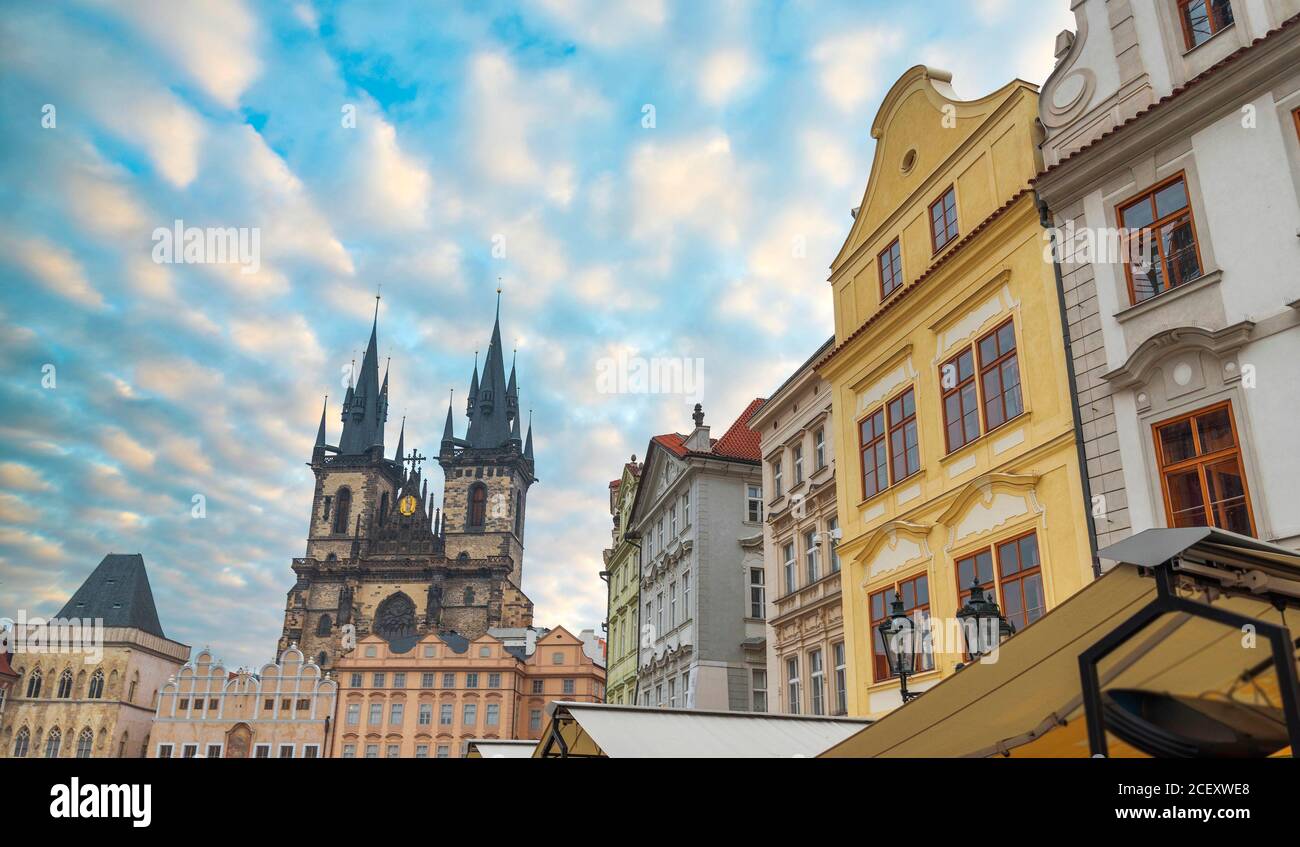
[684,403,711,452]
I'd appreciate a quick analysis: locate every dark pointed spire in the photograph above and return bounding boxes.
[442,390,455,445]
[393,416,405,464]
[338,301,385,455]
[466,353,479,418]
[466,293,512,449]
[524,410,534,461]
[315,396,328,448]
[506,351,519,422]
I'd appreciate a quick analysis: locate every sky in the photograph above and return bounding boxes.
[0,0,1074,670]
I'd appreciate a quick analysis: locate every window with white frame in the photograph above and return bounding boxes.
[418,703,432,725]
[752,669,767,712]
[255,744,271,758]
[747,484,763,522]
[415,744,429,759]
[786,657,801,715]
[670,502,678,536]
[302,745,319,759]
[365,744,379,758]
[205,743,222,759]
[682,490,690,526]
[486,703,500,726]
[440,703,453,725]
[814,427,826,469]
[341,744,356,759]
[783,542,796,594]
[389,702,404,725]
[809,649,826,716]
[368,703,382,725]
[805,530,820,584]
[682,570,691,618]
[668,677,677,708]
[656,592,664,633]
[277,744,293,759]
[773,458,783,497]
[793,444,804,484]
[346,703,360,725]
[157,744,174,759]
[669,581,677,627]
[828,518,841,573]
[834,642,847,715]
[463,703,477,726]
[749,567,765,619]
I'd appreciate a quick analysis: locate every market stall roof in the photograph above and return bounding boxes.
[536,702,871,758]
[466,739,537,758]
[821,528,1300,758]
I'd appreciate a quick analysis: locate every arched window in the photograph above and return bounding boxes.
[333,487,352,534]
[514,490,524,536]
[128,671,139,703]
[467,484,487,529]
[379,492,390,525]
[44,727,62,758]
[117,733,128,758]
[12,727,29,758]
[57,669,73,698]
[76,728,93,758]
[317,614,333,636]
[25,668,41,698]
[88,669,104,699]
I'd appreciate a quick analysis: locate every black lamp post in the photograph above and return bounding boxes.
[876,594,920,703]
[956,579,1015,664]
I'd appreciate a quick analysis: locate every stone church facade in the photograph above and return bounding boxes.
[278,300,538,669]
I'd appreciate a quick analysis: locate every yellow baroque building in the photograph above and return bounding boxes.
[818,67,1095,718]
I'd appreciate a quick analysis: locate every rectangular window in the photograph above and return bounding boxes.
[656,592,664,632]
[1154,402,1254,535]
[833,642,847,715]
[783,542,797,595]
[670,502,678,536]
[749,567,766,619]
[668,677,678,708]
[786,657,801,715]
[368,703,382,725]
[254,744,270,759]
[415,744,429,759]
[887,387,920,482]
[439,703,453,725]
[365,744,378,759]
[752,669,768,712]
[341,744,355,759]
[346,703,360,725]
[442,673,455,688]
[956,531,1047,651]
[488,672,501,689]
[1177,0,1234,50]
[389,702,403,725]
[747,484,763,522]
[773,459,783,497]
[157,744,173,759]
[421,673,434,689]
[436,744,450,758]
[977,319,1022,431]
[942,349,981,453]
[814,427,826,469]
[1118,173,1202,304]
[793,445,804,484]
[804,530,820,584]
[929,186,959,251]
[532,679,544,695]
[828,518,841,573]
[463,703,477,726]
[372,673,385,687]
[859,406,888,499]
[418,703,432,725]
[486,703,500,726]
[529,709,542,731]
[809,649,825,716]
[466,673,478,689]
[386,744,400,759]
[869,573,933,682]
[669,581,677,628]
[349,672,362,688]
[682,490,691,525]
[278,744,293,759]
[682,570,691,616]
[302,745,319,759]
[879,238,904,298]
[563,679,576,695]
[392,673,406,688]
[657,517,664,549]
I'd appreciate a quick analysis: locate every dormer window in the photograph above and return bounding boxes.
[1178,0,1233,51]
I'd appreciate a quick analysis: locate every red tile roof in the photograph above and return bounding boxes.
[1035,12,1300,183]
[648,399,766,465]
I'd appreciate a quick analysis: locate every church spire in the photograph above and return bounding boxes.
[465,293,512,449]
[524,410,534,461]
[466,353,479,418]
[338,299,386,455]
[393,416,405,464]
[315,396,328,448]
[442,390,455,446]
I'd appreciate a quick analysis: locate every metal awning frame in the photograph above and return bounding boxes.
[1079,560,1300,757]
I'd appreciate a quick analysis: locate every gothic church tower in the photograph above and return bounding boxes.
[439,296,537,587]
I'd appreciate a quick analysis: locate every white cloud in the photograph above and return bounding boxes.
[628,132,748,247]
[90,0,262,109]
[811,26,904,113]
[529,0,668,48]
[2,235,104,309]
[698,47,758,106]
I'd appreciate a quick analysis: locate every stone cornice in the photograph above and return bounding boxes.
[1103,321,1255,390]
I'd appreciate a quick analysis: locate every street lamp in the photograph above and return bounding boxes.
[956,579,1015,664]
[876,594,920,703]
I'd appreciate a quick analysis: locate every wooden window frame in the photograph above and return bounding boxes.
[859,386,920,501]
[1115,171,1204,305]
[1152,400,1256,536]
[1177,0,1234,51]
[954,530,1046,648]
[940,348,980,454]
[858,406,888,501]
[975,318,1023,433]
[878,238,904,299]
[868,571,932,683]
[887,386,920,484]
[928,185,959,253]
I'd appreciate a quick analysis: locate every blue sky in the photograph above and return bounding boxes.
[0,0,1072,669]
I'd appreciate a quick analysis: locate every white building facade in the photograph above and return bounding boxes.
[1037,0,1300,550]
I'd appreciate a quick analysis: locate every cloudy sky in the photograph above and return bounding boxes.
[0,0,1072,669]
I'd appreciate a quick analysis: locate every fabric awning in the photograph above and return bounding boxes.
[466,740,537,758]
[822,528,1300,758]
[537,702,871,758]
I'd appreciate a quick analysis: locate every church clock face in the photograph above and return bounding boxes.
[399,494,418,516]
